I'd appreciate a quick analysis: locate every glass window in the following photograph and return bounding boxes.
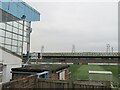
[5,45,11,51]
[24,31,27,37]
[6,24,12,32]
[19,29,22,35]
[0,37,2,43]
[0,29,2,36]
[19,23,23,29]
[13,34,18,40]
[0,37,4,43]
[24,37,27,42]
[6,32,12,38]
[1,11,27,56]
[24,26,27,31]
[13,27,18,34]
[18,41,22,46]
[18,46,22,53]
[7,21,13,26]
[12,40,17,46]
[0,12,31,56]
[13,21,18,28]
[0,23,6,29]
[0,23,2,29]
[5,38,11,45]
[1,30,5,37]
[25,22,29,27]
[0,43,4,47]
[19,36,22,41]
[19,20,23,24]
[12,46,17,52]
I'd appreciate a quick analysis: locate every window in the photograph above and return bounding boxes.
[13,34,18,40]
[1,30,5,37]
[19,23,23,29]
[0,11,31,56]
[18,20,23,24]
[6,32,12,38]
[6,24,12,32]
[12,46,17,52]
[5,45,11,51]
[18,41,22,47]
[19,29,22,35]
[12,40,17,46]
[24,36,27,42]
[18,35,22,41]
[18,46,22,54]
[0,23,3,29]
[5,38,11,45]
[0,37,4,43]
[7,21,13,26]
[0,29,2,36]
[0,23,5,29]
[13,27,18,34]
[13,21,18,28]
[24,31,27,37]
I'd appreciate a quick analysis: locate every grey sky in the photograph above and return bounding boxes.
[27,1,118,52]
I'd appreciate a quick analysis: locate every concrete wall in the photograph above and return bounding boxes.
[0,49,22,83]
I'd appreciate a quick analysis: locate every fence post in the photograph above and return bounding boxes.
[68,81,73,89]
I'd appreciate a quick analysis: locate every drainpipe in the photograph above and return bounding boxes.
[21,15,26,63]
[26,22,32,63]
[22,23,32,67]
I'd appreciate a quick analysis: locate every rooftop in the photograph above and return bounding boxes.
[0,0,40,22]
[12,64,69,73]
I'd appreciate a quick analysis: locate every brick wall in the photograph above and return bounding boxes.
[49,73,59,79]
[49,69,69,80]
[65,69,69,80]
[2,75,36,89]
[12,73,34,80]
[12,68,69,80]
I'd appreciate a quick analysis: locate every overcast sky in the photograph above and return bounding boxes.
[26,1,118,52]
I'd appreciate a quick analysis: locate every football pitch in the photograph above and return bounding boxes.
[69,64,119,86]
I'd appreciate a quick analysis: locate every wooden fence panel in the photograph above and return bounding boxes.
[2,75,112,89]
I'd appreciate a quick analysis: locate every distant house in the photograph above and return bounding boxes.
[11,64,69,80]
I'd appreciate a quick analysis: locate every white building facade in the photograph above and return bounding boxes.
[0,0,40,83]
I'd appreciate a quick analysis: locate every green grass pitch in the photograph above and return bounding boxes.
[69,64,119,87]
